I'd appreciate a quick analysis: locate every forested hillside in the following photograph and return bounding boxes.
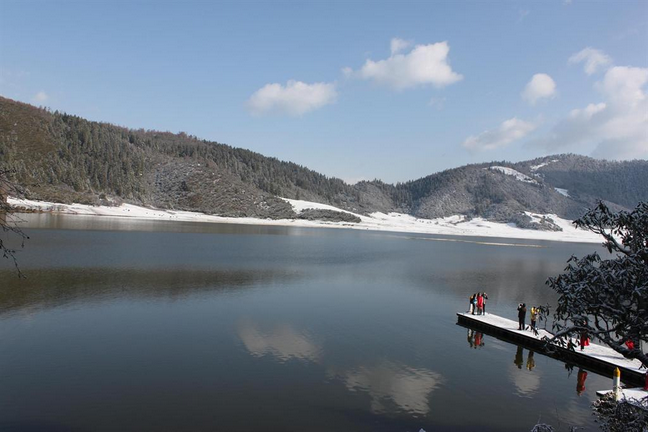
[0,97,360,218]
[1,96,647,228]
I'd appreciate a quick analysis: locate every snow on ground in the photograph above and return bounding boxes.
[530,159,559,171]
[458,312,645,375]
[280,197,357,215]
[8,197,603,244]
[596,388,648,401]
[488,166,539,184]
[555,188,570,197]
[524,212,567,230]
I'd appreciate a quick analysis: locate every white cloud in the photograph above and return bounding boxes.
[390,38,412,55]
[533,66,648,160]
[522,73,556,105]
[597,65,647,106]
[463,118,537,151]
[348,40,463,90]
[569,102,606,119]
[247,80,337,116]
[32,91,48,103]
[569,48,612,75]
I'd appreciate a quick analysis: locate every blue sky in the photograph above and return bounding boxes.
[1,1,646,183]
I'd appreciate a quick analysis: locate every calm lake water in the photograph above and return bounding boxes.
[0,214,612,431]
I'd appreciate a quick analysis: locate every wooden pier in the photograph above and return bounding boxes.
[457,312,646,385]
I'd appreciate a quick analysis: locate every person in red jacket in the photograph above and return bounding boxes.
[482,292,488,315]
[579,331,590,351]
[477,293,484,315]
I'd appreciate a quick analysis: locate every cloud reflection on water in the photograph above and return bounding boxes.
[237,320,443,416]
[509,347,541,397]
[237,320,321,363]
[338,361,444,415]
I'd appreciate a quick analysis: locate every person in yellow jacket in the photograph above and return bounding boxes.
[530,307,538,332]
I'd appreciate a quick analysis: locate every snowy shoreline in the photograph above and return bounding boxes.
[8,197,603,244]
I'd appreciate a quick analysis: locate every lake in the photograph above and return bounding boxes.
[0,214,611,431]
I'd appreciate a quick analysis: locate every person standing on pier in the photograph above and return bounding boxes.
[530,307,538,332]
[469,293,476,314]
[477,293,484,315]
[517,303,527,330]
[579,330,590,351]
[482,292,488,315]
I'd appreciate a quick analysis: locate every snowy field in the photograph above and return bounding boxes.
[8,197,603,244]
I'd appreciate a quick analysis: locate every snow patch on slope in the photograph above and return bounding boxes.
[280,197,357,215]
[555,188,570,197]
[530,159,559,171]
[488,166,538,184]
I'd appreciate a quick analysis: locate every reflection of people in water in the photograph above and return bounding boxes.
[467,329,485,349]
[474,332,484,348]
[514,346,524,369]
[526,351,535,371]
[576,368,588,395]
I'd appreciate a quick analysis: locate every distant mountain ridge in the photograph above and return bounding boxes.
[1,96,647,229]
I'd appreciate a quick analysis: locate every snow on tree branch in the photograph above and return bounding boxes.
[546,201,648,368]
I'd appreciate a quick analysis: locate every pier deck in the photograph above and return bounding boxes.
[457,312,645,384]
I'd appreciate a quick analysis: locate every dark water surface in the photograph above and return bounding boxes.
[0,214,611,431]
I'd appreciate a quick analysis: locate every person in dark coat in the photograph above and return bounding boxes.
[517,303,527,330]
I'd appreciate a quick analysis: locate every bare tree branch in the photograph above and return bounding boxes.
[0,169,29,277]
